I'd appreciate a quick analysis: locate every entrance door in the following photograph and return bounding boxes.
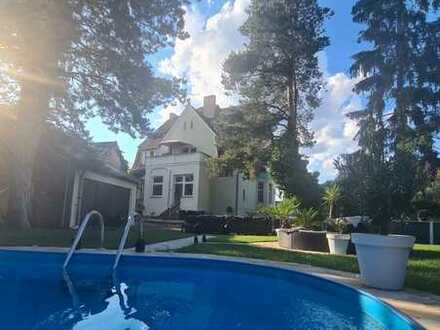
[174,176,183,206]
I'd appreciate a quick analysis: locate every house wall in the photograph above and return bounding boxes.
[161,106,217,157]
[211,176,236,215]
[211,172,276,216]
[197,161,211,211]
[143,153,207,216]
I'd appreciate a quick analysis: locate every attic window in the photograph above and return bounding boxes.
[190,120,194,129]
[184,122,187,130]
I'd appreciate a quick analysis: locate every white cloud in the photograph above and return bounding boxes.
[157,0,250,123]
[158,0,361,182]
[307,72,361,181]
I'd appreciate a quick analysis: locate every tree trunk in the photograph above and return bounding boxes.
[287,69,299,154]
[7,78,50,229]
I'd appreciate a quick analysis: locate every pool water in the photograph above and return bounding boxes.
[0,250,421,330]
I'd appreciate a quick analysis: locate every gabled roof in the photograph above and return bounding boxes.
[138,115,179,151]
[194,106,218,135]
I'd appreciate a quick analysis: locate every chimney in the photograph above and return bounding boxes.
[203,95,217,118]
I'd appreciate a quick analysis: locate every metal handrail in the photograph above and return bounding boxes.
[63,210,104,269]
[113,213,138,270]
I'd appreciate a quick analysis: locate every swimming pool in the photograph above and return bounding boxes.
[0,250,422,330]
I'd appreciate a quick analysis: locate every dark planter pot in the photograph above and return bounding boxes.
[291,230,329,252]
[279,229,329,252]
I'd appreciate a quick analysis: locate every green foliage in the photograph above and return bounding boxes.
[412,170,440,217]
[0,0,188,136]
[326,218,349,234]
[216,0,332,205]
[322,183,342,219]
[292,207,321,230]
[210,104,275,179]
[270,135,322,207]
[257,197,321,230]
[338,1,440,229]
[0,0,189,227]
[257,197,301,227]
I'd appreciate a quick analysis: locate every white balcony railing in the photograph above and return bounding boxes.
[145,152,207,166]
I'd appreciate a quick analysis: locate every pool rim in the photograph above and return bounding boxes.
[0,247,425,330]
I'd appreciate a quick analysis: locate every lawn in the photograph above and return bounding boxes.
[208,234,278,243]
[0,227,192,249]
[178,239,440,295]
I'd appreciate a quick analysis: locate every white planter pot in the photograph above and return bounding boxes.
[351,233,415,290]
[326,233,350,255]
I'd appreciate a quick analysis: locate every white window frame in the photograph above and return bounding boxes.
[152,176,164,197]
[175,174,194,197]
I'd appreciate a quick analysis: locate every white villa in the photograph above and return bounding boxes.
[132,95,278,217]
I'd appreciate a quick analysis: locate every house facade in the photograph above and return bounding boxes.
[132,96,278,217]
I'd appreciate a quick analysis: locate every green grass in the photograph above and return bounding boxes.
[208,234,278,243]
[178,241,440,295]
[179,243,359,272]
[0,227,191,249]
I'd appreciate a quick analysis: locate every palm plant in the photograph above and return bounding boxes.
[293,208,320,229]
[322,184,342,219]
[274,197,301,227]
[258,197,301,228]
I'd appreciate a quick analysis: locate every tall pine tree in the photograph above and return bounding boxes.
[346,0,440,223]
[218,0,332,206]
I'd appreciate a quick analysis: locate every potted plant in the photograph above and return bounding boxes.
[352,233,415,290]
[263,197,301,247]
[274,197,301,228]
[289,208,328,252]
[350,174,415,290]
[325,218,350,255]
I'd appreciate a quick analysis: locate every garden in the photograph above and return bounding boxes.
[181,180,440,292]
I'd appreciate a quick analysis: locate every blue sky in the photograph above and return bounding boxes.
[87,0,364,182]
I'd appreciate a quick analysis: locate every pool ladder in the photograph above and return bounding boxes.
[63,210,139,270]
[113,213,138,270]
[63,210,104,269]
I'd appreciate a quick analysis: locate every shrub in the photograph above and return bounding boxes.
[292,207,321,230]
[257,197,301,228]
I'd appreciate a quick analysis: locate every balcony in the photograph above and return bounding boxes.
[145,152,208,166]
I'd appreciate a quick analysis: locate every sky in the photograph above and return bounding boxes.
[87,0,364,183]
